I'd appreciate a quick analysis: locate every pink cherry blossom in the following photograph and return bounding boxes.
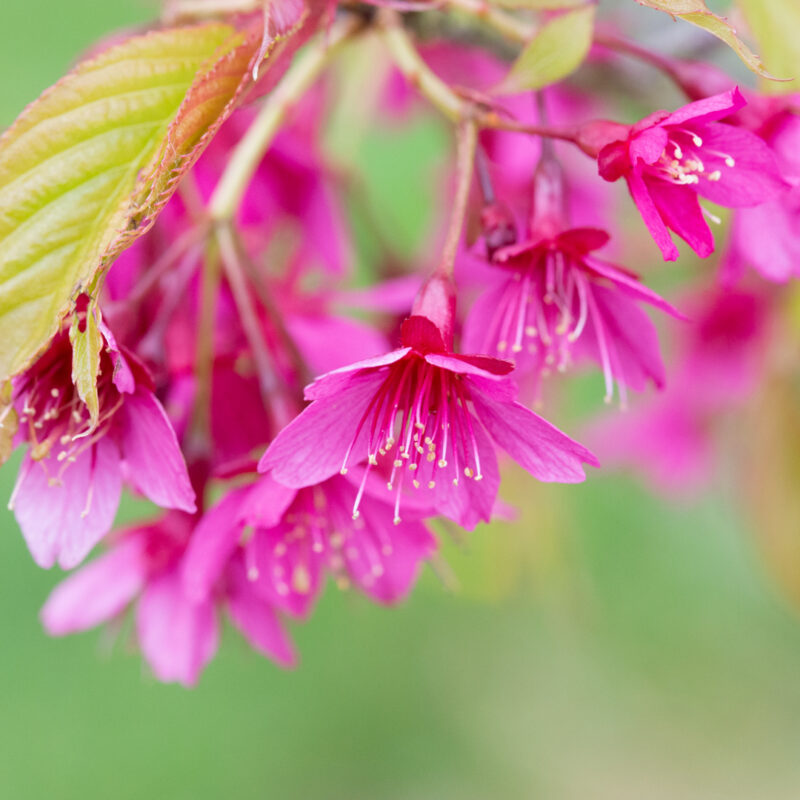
[182,473,436,617]
[260,278,598,530]
[589,88,787,261]
[464,160,682,404]
[588,287,769,495]
[41,511,295,686]
[8,327,195,570]
[724,95,800,283]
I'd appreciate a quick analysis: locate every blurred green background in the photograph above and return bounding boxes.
[3,2,800,798]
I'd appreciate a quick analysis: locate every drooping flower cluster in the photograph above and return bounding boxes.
[0,0,798,686]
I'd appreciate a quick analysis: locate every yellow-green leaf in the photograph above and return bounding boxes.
[0,381,18,466]
[69,302,103,430]
[495,5,595,94]
[0,22,261,383]
[737,0,800,92]
[634,0,780,80]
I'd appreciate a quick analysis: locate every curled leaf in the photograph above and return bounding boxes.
[69,298,103,431]
[634,0,783,80]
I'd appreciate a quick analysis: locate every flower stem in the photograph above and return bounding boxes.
[379,10,465,122]
[593,30,698,98]
[208,14,363,222]
[444,0,534,44]
[379,13,578,145]
[217,225,294,429]
[189,237,221,457]
[439,119,478,278]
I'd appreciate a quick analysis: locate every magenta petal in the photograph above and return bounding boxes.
[629,126,668,165]
[248,525,324,618]
[659,87,745,128]
[338,275,422,314]
[13,439,122,569]
[119,389,196,513]
[239,476,298,528]
[226,560,297,667]
[136,567,218,687]
[578,284,668,392]
[461,280,513,360]
[584,256,686,318]
[730,201,800,282]
[554,228,611,254]
[304,349,411,401]
[41,534,146,635]
[626,171,680,261]
[343,492,435,603]
[287,313,390,376]
[400,417,500,529]
[181,488,248,601]
[645,176,714,259]
[470,380,598,481]
[425,352,512,379]
[98,321,136,394]
[260,370,386,486]
[589,402,712,497]
[691,123,788,207]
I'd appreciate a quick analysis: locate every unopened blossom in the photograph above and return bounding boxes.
[583,88,787,261]
[182,473,436,617]
[464,160,682,403]
[41,512,295,686]
[8,326,195,569]
[260,277,598,530]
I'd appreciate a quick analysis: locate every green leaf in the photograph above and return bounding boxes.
[69,301,103,429]
[0,21,263,383]
[495,5,595,94]
[737,0,800,91]
[633,0,781,80]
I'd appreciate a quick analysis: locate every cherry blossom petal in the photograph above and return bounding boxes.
[626,171,681,261]
[260,370,386,486]
[226,559,297,667]
[13,438,122,569]
[119,389,196,513]
[304,349,411,401]
[182,488,249,601]
[343,491,435,603]
[471,380,598,482]
[584,256,685,317]
[691,123,788,207]
[659,87,745,128]
[425,352,513,378]
[645,176,714,259]
[41,534,146,634]
[137,567,218,687]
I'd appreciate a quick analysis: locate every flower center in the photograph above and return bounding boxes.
[484,250,590,370]
[339,356,485,524]
[651,128,735,187]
